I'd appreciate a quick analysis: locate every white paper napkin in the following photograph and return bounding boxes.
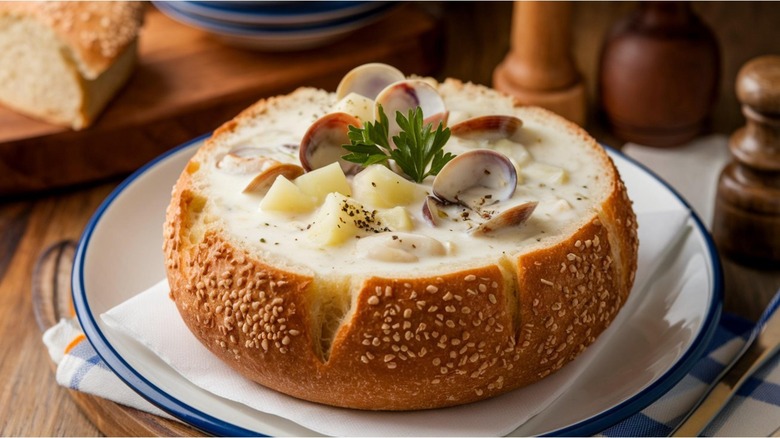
[100,208,690,437]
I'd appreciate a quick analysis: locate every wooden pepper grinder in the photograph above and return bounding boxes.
[493,1,586,126]
[599,1,720,147]
[712,55,780,268]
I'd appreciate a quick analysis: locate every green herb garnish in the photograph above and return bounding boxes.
[342,105,455,183]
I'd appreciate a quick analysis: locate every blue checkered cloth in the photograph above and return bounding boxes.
[44,293,780,436]
[600,312,780,437]
[42,317,172,419]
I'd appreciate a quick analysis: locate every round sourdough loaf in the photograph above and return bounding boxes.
[163,76,638,410]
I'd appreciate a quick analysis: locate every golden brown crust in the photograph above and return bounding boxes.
[0,1,144,79]
[163,81,639,410]
[600,177,640,303]
[513,217,622,380]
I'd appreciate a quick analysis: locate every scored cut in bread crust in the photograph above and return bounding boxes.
[163,79,639,410]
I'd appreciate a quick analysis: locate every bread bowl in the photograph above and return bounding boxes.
[0,1,144,129]
[163,64,639,410]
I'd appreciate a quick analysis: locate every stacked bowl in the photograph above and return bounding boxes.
[153,1,397,51]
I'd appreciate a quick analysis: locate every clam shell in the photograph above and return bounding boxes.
[472,201,538,235]
[421,195,449,226]
[450,115,523,141]
[431,149,518,208]
[336,63,405,101]
[243,162,305,194]
[299,112,363,175]
[375,79,448,138]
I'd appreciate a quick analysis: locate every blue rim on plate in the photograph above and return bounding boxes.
[153,0,397,36]
[72,139,723,436]
[167,1,394,27]
[71,135,259,437]
[194,1,379,14]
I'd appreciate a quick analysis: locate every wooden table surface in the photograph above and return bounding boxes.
[2,3,780,437]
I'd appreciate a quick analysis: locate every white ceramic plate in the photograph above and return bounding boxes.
[73,137,722,436]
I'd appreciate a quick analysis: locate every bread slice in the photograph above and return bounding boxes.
[0,2,143,130]
[163,78,639,410]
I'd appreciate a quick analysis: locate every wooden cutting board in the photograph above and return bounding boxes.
[0,4,441,197]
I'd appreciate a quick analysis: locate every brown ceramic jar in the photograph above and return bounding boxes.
[599,2,720,147]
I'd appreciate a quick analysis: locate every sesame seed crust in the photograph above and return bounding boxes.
[163,81,639,410]
[323,267,513,409]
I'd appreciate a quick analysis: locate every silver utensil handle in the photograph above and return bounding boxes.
[670,308,780,437]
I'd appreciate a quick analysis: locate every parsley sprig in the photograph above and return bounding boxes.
[341,105,455,183]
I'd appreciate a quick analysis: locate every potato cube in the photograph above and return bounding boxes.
[295,162,352,203]
[521,162,568,185]
[259,176,316,213]
[377,206,414,231]
[352,165,424,208]
[307,193,365,246]
[332,92,375,123]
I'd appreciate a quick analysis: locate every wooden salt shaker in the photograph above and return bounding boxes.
[493,1,586,126]
[712,55,780,268]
